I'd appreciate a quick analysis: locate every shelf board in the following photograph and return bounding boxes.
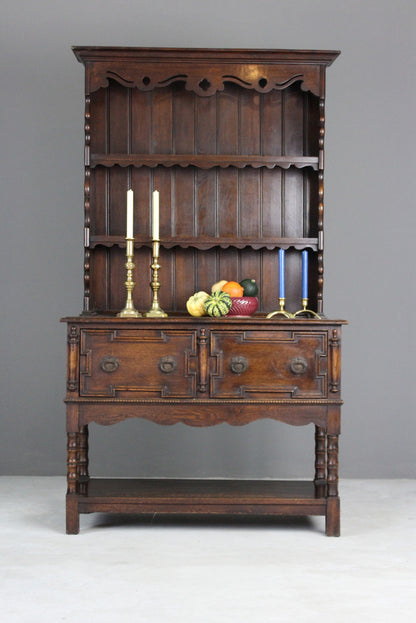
[88,236,319,251]
[76,478,327,516]
[90,153,319,170]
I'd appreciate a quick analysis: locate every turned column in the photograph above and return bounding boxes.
[66,432,79,495]
[197,328,208,394]
[327,434,339,497]
[78,425,89,480]
[314,426,327,496]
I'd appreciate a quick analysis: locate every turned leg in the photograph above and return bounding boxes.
[314,426,327,496]
[66,431,80,534]
[326,434,340,536]
[67,432,79,494]
[327,434,339,497]
[78,425,89,481]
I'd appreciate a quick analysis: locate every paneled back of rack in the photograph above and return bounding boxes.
[86,80,321,313]
[89,245,318,314]
[89,81,319,156]
[89,166,319,241]
[88,81,320,241]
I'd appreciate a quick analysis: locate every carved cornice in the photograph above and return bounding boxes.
[85,63,323,96]
[74,47,340,97]
[71,43,340,98]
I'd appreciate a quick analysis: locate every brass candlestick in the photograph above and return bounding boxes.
[266,298,294,319]
[145,240,167,317]
[294,298,321,319]
[117,238,141,318]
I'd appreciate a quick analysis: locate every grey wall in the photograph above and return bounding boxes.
[1,0,415,477]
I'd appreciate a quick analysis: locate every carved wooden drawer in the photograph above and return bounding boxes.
[209,330,328,399]
[79,328,197,398]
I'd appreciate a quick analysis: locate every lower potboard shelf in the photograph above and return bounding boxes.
[74,478,328,515]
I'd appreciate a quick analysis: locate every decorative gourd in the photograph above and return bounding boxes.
[204,291,232,317]
[240,278,258,297]
[211,279,228,293]
[222,281,244,297]
[186,291,210,316]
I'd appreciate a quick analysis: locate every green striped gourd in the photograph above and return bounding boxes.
[204,290,232,317]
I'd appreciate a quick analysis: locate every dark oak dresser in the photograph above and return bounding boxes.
[63,47,346,535]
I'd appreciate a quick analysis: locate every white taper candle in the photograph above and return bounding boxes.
[126,189,134,239]
[152,190,159,240]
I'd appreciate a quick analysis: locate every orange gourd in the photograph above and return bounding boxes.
[222,281,244,297]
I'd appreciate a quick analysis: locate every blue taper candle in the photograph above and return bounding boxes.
[302,250,308,300]
[279,248,285,299]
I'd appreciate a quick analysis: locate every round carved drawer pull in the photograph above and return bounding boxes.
[158,356,177,374]
[229,356,249,374]
[100,356,119,373]
[290,357,308,375]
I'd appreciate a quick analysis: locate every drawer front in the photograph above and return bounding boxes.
[209,330,328,399]
[80,329,197,398]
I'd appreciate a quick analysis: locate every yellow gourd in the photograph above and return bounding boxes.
[211,280,228,293]
[186,291,210,316]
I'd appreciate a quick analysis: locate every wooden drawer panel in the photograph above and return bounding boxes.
[209,330,328,399]
[80,329,197,398]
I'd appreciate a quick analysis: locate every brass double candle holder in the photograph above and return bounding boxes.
[266,297,321,319]
[266,298,292,319]
[294,298,321,318]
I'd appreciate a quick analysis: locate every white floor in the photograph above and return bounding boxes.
[1,478,415,623]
